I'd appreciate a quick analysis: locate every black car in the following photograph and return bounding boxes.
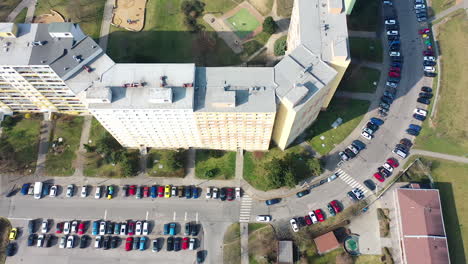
[106,222,114,234]
[378,109,388,117]
[413,113,426,121]
[174,237,181,251]
[424,72,437,77]
[381,96,393,104]
[6,243,16,256]
[391,61,402,68]
[389,44,400,52]
[406,129,420,136]
[391,56,403,63]
[219,188,227,201]
[191,224,198,236]
[352,140,366,151]
[396,143,410,152]
[27,234,36,246]
[417,97,430,105]
[111,236,119,249]
[103,236,111,250]
[347,191,358,202]
[296,189,310,198]
[344,148,356,158]
[387,35,399,41]
[387,76,400,83]
[185,186,192,199]
[400,138,413,147]
[122,185,129,197]
[80,235,89,248]
[265,198,281,205]
[379,102,390,110]
[378,167,391,177]
[363,180,376,191]
[28,219,35,233]
[421,86,432,92]
[132,237,139,250]
[423,60,436,66]
[384,91,396,99]
[44,234,52,248]
[167,237,174,251]
[419,92,433,99]
[297,216,306,226]
[327,204,336,216]
[185,223,191,236]
[197,250,205,263]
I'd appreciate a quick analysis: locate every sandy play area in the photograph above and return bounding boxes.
[33,10,65,24]
[112,0,147,32]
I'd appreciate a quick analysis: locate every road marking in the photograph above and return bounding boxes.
[195,212,198,223]
[104,209,107,220]
[239,194,252,222]
[184,212,187,221]
[336,169,368,194]
[6,217,31,221]
[173,211,176,221]
[145,211,149,221]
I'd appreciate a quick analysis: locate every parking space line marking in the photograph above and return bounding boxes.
[195,212,198,223]
[104,209,107,220]
[173,211,176,221]
[145,211,149,221]
[184,212,187,221]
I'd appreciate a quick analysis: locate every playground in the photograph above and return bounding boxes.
[226,8,261,39]
[112,0,147,32]
[33,9,65,24]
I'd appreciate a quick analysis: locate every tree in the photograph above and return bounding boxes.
[307,158,323,176]
[264,158,284,188]
[262,16,277,34]
[274,36,287,56]
[83,144,96,153]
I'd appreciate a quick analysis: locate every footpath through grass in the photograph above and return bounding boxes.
[347,0,381,32]
[0,0,22,21]
[45,115,83,176]
[415,11,468,155]
[349,37,383,63]
[195,150,235,180]
[339,64,380,93]
[13,8,27,23]
[223,223,241,264]
[306,98,371,155]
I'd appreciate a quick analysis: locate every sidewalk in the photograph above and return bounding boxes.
[6,0,36,22]
[34,119,52,178]
[98,0,115,52]
[72,115,92,177]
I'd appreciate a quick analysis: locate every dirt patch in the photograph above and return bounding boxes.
[249,225,278,264]
[112,0,147,32]
[33,9,65,23]
[377,208,391,237]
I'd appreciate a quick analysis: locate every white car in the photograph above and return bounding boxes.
[120,223,127,235]
[255,215,272,222]
[383,0,392,5]
[383,162,394,172]
[135,221,142,235]
[49,185,57,197]
[41,220,48,233]
[66,184,74,197]
[424,56,436,61]
[385,19,396,25]
[386,81,398,88]
[71,221,78,233]
[414,108,428,116]
[290,219,299,232]
[424,66,435,72]
[95,186,101,199]
[37,234,44,247]
[389,51,400,56]
[339,151,349,161]
[95,236,102,248]
[66,235,74,249]
[171,186,177,196]
[59,236,66,248]
[347,145,359,155]
[81,186,87,197]
[414,4,426,9]
[142,221,149,235]
[361,131,373,140]
[99,221,106,235]
[63,221,71,235]
[308,211,318,224]
[212,187,219,199]
[189,238,195,250]
[205,187,212,199]
[352,188,365,200]
[235,187,241,199]
[386,30,399,36]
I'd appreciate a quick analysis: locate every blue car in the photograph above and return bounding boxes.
[150,186,157,198]
[352,140,366,151]
[92,221,99,235]
[265,198,281,206]
[41,184,50,196]
[390,62,402,68]
[406,129,419,136]
[409,124,422,132]
[192,186,199,199]
[413,114,426,121]
[370,117,384,126]
[169,223,176,236]
[21,183,30,195]
[139,236,147,251]
[163,224,170,235]
[185,187,192,199]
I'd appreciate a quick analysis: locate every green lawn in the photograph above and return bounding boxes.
[223,223,241,264]
[0,114,41,174]
[195,150,235,180]
[430,0,457,16]
[226,8,261,39]
[204,0,238,14]
[0,0,22,21]
[347,0,381,32]
[247,0,274,16]
[13,8,27,23]
[277,0,294,17]
[34,0,106,39]
[147,149,186,177]
[349,37,383,63]
[45,115,84,176]
[108,0,241,66]
[415,11,468,156]
[306,98,371,155]
[339,64,380,93]
[400,156,468,264]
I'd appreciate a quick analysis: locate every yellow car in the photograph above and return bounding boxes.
[9,228,17,240]
[164,185,171,198]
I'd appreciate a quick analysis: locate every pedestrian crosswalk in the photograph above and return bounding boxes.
[335,169,368,194]
[239,194,252,222]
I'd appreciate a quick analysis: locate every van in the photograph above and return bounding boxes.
[33,182,43,199]
[392,148,408,159]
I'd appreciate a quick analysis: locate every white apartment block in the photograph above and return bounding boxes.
[0,0,350,151]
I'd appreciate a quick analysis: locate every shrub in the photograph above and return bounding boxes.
[274,36,287,56]
[262,16,278,34]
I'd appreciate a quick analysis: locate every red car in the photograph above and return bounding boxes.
[55,222,63,234]
[423,50,434,56]
[128,221,135,236]
[226,188,234,201]
[389,67,400,72]
[388,71,400,77]
[157,186,164,197]
[314,209,325,222]
[419,28,430,34]
[77,222,85,235]
[304,215,312,225]
[330,200,342,213]
[182,237,189,250]
[125,237,133,251]
[386,158,399,168]
[143,186,149,197]
[129,185,136,195]
[374,172,385,182]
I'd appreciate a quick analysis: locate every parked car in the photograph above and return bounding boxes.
[66,184,74,197]
[265,198,281,205]
[308,211,318,224]
[386,30,398,36]
[363,180,376,191]
[164,185,171,198]
[205,187,212,199]
[351,188,365,200]
[41,220,48,233]
[78,222,85,235]
[314,209,325,222]
[28,219,35,233]
[129,185,137,196]
[80,186,87,198]
[185,186,193,199]
[413,114,426,121]
[389,51,400,56]
[386,158,399,168]
[289,219,299,232]
[66,235,75,249]
[256,215,272,222]
[128,221,135,236]
[80,235,89,248]
[21,183,30,195]
[296,189,310,198]
[424,72,437,77]
[339,151,349,161]
[167,237,174,251]
[226,188,234,201]
[125,237,133,251]
[152,238,160,252]
[174,237,182,251]
[385,19,397,25]
[374,172,385,182]
[9,228,17,240]
[139,236,146,251]
[423,50,434,56]
[417,97,430,104]
[386,81,398,88]
[6,243,16,256]
[406,129,419,136]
